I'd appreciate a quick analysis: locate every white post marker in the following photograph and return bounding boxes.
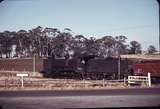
[148,72,151,87]
[102,78,105,87]
[16,73,28,88]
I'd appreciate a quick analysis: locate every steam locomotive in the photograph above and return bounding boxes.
[0,54,159,81]
[43,55,132,80]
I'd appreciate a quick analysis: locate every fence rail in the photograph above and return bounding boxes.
[0,78,127,89]
[0,71,152,89]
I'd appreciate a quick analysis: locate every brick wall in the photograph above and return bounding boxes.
[0,58,45,72]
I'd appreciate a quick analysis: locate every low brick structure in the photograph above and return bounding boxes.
[0,58,45,72]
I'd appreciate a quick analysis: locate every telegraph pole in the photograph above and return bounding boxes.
[33,54,35,72]
[118,52,121,79]
[157,0,160,53]
[118,44,121,80]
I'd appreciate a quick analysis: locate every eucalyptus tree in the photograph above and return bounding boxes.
[147,45,157,54]
[0,32,3,58]
[43,27,60,57]
[115,35,128,55]
[14,30,30,57]
[85,37,100,56]
[1,31,13,58]
[99,36,116,57]
[52,28,73,58]
[29,26,45,57]
[71,35,87,58]
[129,40,142,54]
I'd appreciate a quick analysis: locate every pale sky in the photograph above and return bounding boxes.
[0,0,159,50]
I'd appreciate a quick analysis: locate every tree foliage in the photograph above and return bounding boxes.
[0,26,143,58]
[147,45,157,54]
[129,41,142,54]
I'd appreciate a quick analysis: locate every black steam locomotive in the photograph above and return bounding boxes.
[43,55,132,80]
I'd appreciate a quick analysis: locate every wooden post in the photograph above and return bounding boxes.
[148,72,151,87]
[21,76,24,88]
[103,78,105,87]
[118,54,121,79]
[83,79,85,88]
[33,54,36,72]
[124,77,126,86]
[5,79,7,88]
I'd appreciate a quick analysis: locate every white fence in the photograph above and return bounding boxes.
[0,78,125,89]
[128,73,151,87]
[0,70,152,89]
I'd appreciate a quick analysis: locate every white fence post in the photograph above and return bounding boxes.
[148,72,151,87]
[103,78,105,87]
[124,77,126,86]
[16,73,28,88]
[21,76,24,88]
[128,74,151,87]
[83,79,86,88]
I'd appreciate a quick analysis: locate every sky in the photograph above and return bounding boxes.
[0,0,159,51]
